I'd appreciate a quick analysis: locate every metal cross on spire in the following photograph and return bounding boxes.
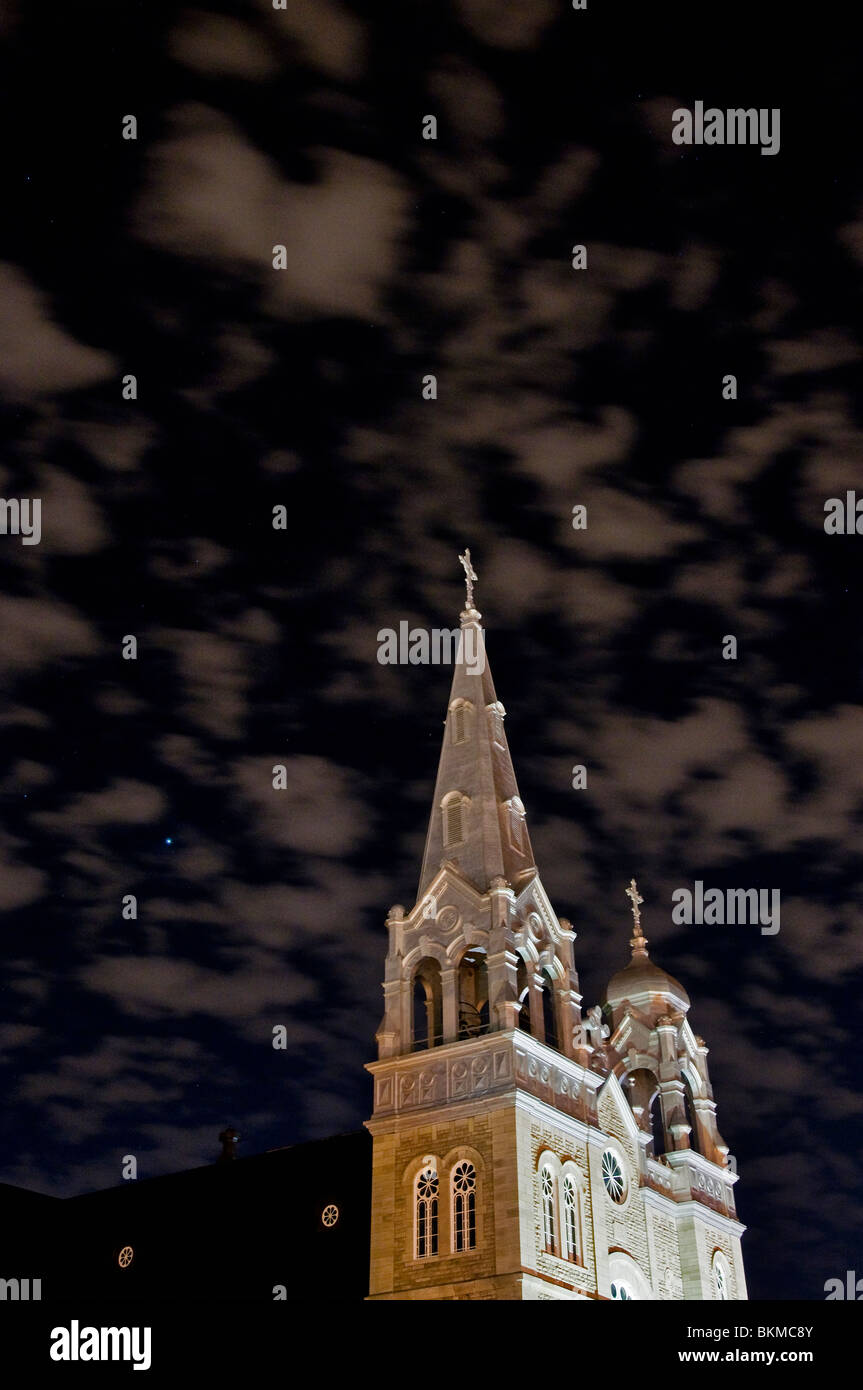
[625,877,649,957]
[459,548,477,609]
[625,877,643,928]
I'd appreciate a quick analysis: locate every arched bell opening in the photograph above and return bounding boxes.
[457,948,489,1039]
[625,1068,664,1155]
[516,955,531,1032]
[683,1073,702,1155]
[412,958,443,1050]
[650,1091,666,1156]
[539,968,558,1050]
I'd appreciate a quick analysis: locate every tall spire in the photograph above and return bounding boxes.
[417,552,536,898]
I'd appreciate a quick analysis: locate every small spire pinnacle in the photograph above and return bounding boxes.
[218,1125,240,1162]
[459,547,478,611]
[625,878,649,958]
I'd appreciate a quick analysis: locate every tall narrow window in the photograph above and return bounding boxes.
[452,1162,476,1252]
[450,701,472,745]
[506,797,526,854]
[562,1176,579,1262]
[541,1167,556,1253]
[442,792,466,848]
[416,1166,439,1258]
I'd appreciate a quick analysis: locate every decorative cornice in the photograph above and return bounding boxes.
[367,1030,601,1122]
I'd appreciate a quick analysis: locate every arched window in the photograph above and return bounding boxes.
[608,1251,652,1301]
[412,959,442,1050]
[610,1280,636,1300]
[540,969,558,1050]
[458,950,489,1038]
[442,792,466,848]
[562,1175,580,1262]
[416,1166,439,1258]
[712,1251,731,1300]
[451,1162,476,1252]
[540,1166,556,1253]
[516,956,531,1032]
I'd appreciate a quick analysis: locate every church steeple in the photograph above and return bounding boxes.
[418,550,536,899]
[370,553,581,1065]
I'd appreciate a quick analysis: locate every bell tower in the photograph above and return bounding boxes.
[365,556,747,1301]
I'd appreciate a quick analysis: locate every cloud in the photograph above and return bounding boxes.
[0,264,114,397]
[258,0,365,79]
[136,107,409,319]
[0,843,47,910]
[0,596,100,673]
[768,329,858,377]
[156,627,253,739]
[571,487,701,561]
[170,11,279,79]
[80,953,311,1020]
[33,779,166,834]
[456,0,556,49]
[34,466,109,555]
[232,755,370,856]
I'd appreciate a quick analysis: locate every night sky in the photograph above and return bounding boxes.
[0,1,861,1302]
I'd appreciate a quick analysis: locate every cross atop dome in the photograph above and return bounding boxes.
[625,877,649,958]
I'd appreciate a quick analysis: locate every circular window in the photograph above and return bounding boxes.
[118,1245,134,1269]
[601,1149,626,1203]
[321,1204,339,1227]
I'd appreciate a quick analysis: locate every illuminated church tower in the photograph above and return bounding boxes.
[365,555,747,1301]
